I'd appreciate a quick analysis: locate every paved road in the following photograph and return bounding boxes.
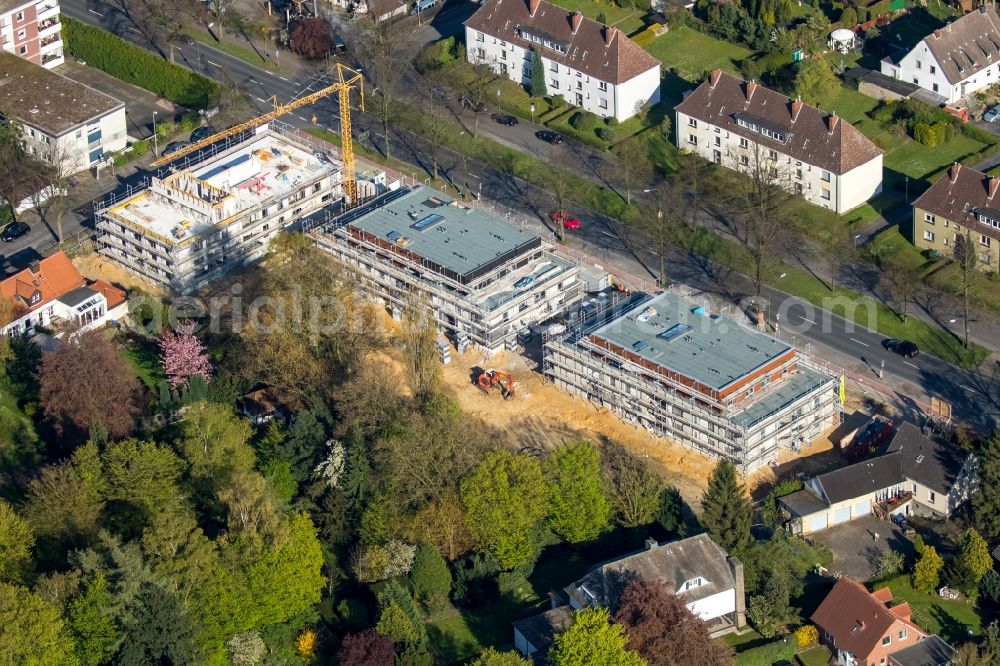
[57,0,1000,430]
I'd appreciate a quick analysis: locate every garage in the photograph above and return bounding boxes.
[854,499,871,518]
[832,506,852,525]
[809,514,828,532]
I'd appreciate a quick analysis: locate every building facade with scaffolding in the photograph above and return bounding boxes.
[95,123,345,294]
[309,185,582,355]
[543,290,838,472]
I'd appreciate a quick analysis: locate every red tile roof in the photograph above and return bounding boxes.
[812,579,925,659]
[464,0,660,85]
[0,252,86,321]
[88,279,127,310]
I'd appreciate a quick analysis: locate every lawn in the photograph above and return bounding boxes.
[546,0,644,29]
[185,28,281,72]
[124,337,164,389]
[643,26,751,80]
[797,644,833,666]
[877,575,983,644]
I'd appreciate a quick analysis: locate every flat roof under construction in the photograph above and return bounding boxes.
[347,187,541,283]
[591,291,793,392]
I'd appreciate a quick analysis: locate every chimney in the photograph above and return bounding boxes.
[28,260,40,275]
[709,68,723,88]
[790,97,803,123]
[933,29,941,39]
[571,11,583,33]
[603,26,617,46]
[950,162,962,183]
[644,537,658,550]
[991,176,1000,200]
[746,80,758,103]
[528,0,539,16]
[727,556,746,629]
[827,112,840,134]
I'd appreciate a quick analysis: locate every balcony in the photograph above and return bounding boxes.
[37,16,59,35]
[35,3,58,20]
[41,50,61,65]
[40,32,59,48]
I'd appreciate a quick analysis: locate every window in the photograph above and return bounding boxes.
[981,234,992,246]
[500,50,506,60]
[683,578,704,590]
[714,136,721,147]
[550,62,558,72]
[475,48,485,59]
[476,32,484,42]
[18,45,26,55]
[933,83,940,93]
[913,77,919,84]
[769,149,778,160]
[821,170,831,182]
[982,252,992,263]
[930,64,936,74]
[599,98,607,109]
[15,10,23,21]
[916,60,922,69]
[550,79,558,90]
[598,81,607,92]
[924,212,935,224]
[688,134,697,146]
[882,636,891,646]
[17,28,25,39]
[899,629,908,640]
[929,490,936,503]
[740,155,749,166]
[688,117,697,127]
[924,230,935,242]
[821,189,831,201]
[739,137,749,149]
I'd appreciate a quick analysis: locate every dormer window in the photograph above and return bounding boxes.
[29,291,41,306]
[681,577,705,591]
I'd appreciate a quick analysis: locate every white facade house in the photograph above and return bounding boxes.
[675,70,884,215]
[881,6,1000,105]
[1,252,128,337]
[464,0,661,122]
[0,52,125,172]
[0,0,63,69]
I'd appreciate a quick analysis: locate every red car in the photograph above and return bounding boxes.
[551,210,581,230]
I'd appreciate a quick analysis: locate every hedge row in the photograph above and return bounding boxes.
[734,637,796,666]
[63,17,218,109]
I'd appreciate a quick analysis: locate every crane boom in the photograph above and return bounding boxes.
[150,64,364,202]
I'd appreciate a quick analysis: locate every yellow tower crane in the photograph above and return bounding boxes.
[150,63,364,202]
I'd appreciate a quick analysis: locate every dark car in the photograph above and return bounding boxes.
[190,126,213,143]
[161,141,190,157]
[536,130,563,144]
[883,338,919,358]
[1,221,29,242]
[491,113,518,126]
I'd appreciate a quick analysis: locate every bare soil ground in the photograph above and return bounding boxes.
[72,252,164,297]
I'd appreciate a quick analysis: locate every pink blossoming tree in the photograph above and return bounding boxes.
[159,320,212,388]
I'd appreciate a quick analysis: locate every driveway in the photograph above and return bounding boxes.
[810,515,916,581]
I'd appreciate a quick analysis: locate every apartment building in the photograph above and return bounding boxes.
[674,69,884,214]
[881,6,1000,105]
[0,0,62,69]
[464,0,661,121]
[96,123,344,294]
[0,52,125,172]
[911,162,1000,271]
[543,290,838,473]
[310,185,582,354]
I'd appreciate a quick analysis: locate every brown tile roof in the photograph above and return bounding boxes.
[0,251,86,321]
[464,0,660,85]
[812,579,926,658]
[88,279,127,310]
[0,0,32,15]
[674,70,883,175]
[922,7,1000,86]
[912,163,1000,242]
[0,52,124,136]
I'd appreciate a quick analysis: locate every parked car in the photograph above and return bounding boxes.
[986,105,1000,123]
[536,130,563,144]
[551,210,581,230]
[491,113,518,126]
[190,126,213,143]
[161,141,190,158]
[883,338,919,358]
[1,221,30,242]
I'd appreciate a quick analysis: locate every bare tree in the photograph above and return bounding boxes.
[415,81,449,182]
[31,143,79,246]
[0,112,48,226]
[400,292,440,405]
[644,187,684,288]
[208,0,236,41]
[879,254,920,323]
[352,13,414,159]
[545,166,574,243]
[954,230,980,349]
[459,64,499,138]
[610,139,653,206]
[728,143,793,305]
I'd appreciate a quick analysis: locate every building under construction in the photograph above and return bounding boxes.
[95,123,345,294]
[544,290,838,472]
[310,185,582,354]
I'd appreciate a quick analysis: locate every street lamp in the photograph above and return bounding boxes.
[496,88,501,113]
[852,233,862,248]
[530,103,535,124]
[152,111,158,156]
[904,175,909,204]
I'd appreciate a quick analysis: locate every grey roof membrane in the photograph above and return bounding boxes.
[347,187,538,280]
[591,291,792,392]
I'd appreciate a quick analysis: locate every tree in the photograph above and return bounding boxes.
[728,143,792,304]
[400,295,440,404]
[117,581,198,665]
[177,401,255,493]
[159,320,212,388]
[880,253,921,323]
[459,64,499,138]
[913,545,944,593]
[602,443,664,528]
[643,188,683,288]
[974,429,1000,538]
[793,58,840,108]
[548,607,646,666]
[30,143,77,246]
[545,441,610,543]
[218,472,280,539]
[409,542,452,607]
[875,549,905,580]
[0,582,78,665]
[954,230,979,349]
[68,572,122,666]
[353,13,415,159]
[657,487,684,534]
[226,631,266,666]
[338,631,396,666]
[610,140,654,207]
[296,629,317,660]
[376,601,420,644]
[39,330,142,439]
[0,112,48,226]
[351,540,417,583]
[613,577,734,666]
[747,575,794,638]
[416,77,450,182]
[544,166,575,243]
[460,450,548,569]
[700,460,753,556]
[102,439,185,518]
[207,0,234,41]
[958,528,993,585]
[471,648,533,666]
[407,489,473,561]
[289,17,332,58]
[530,48,547,98]
[0,499,33,583]
[24,445,106,556]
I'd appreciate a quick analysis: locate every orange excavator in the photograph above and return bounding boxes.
[475,369,516,399]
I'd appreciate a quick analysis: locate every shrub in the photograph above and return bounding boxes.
[289,16,332,59]
[840,6,857,25]
[570,111,601,132]
[736,637,795,666]
[963,122,998,144]
[416,36,458,73]
[606,117,620,127]
[596,127,617,143]
[63,16,217,108]
[795,624,819,647]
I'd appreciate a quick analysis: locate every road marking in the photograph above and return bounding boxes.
[279,76,289,81]
[904,361,919,369]
[126,26,140,33]
[600,230,616,238]
[850,337,869,347]
[255,96,267,103]
[206,60,222,68]
[297,115,307,121]
[248,78,259,84]
[960,385,977,393]
[799,317,816,325]
[88,8,103,15]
